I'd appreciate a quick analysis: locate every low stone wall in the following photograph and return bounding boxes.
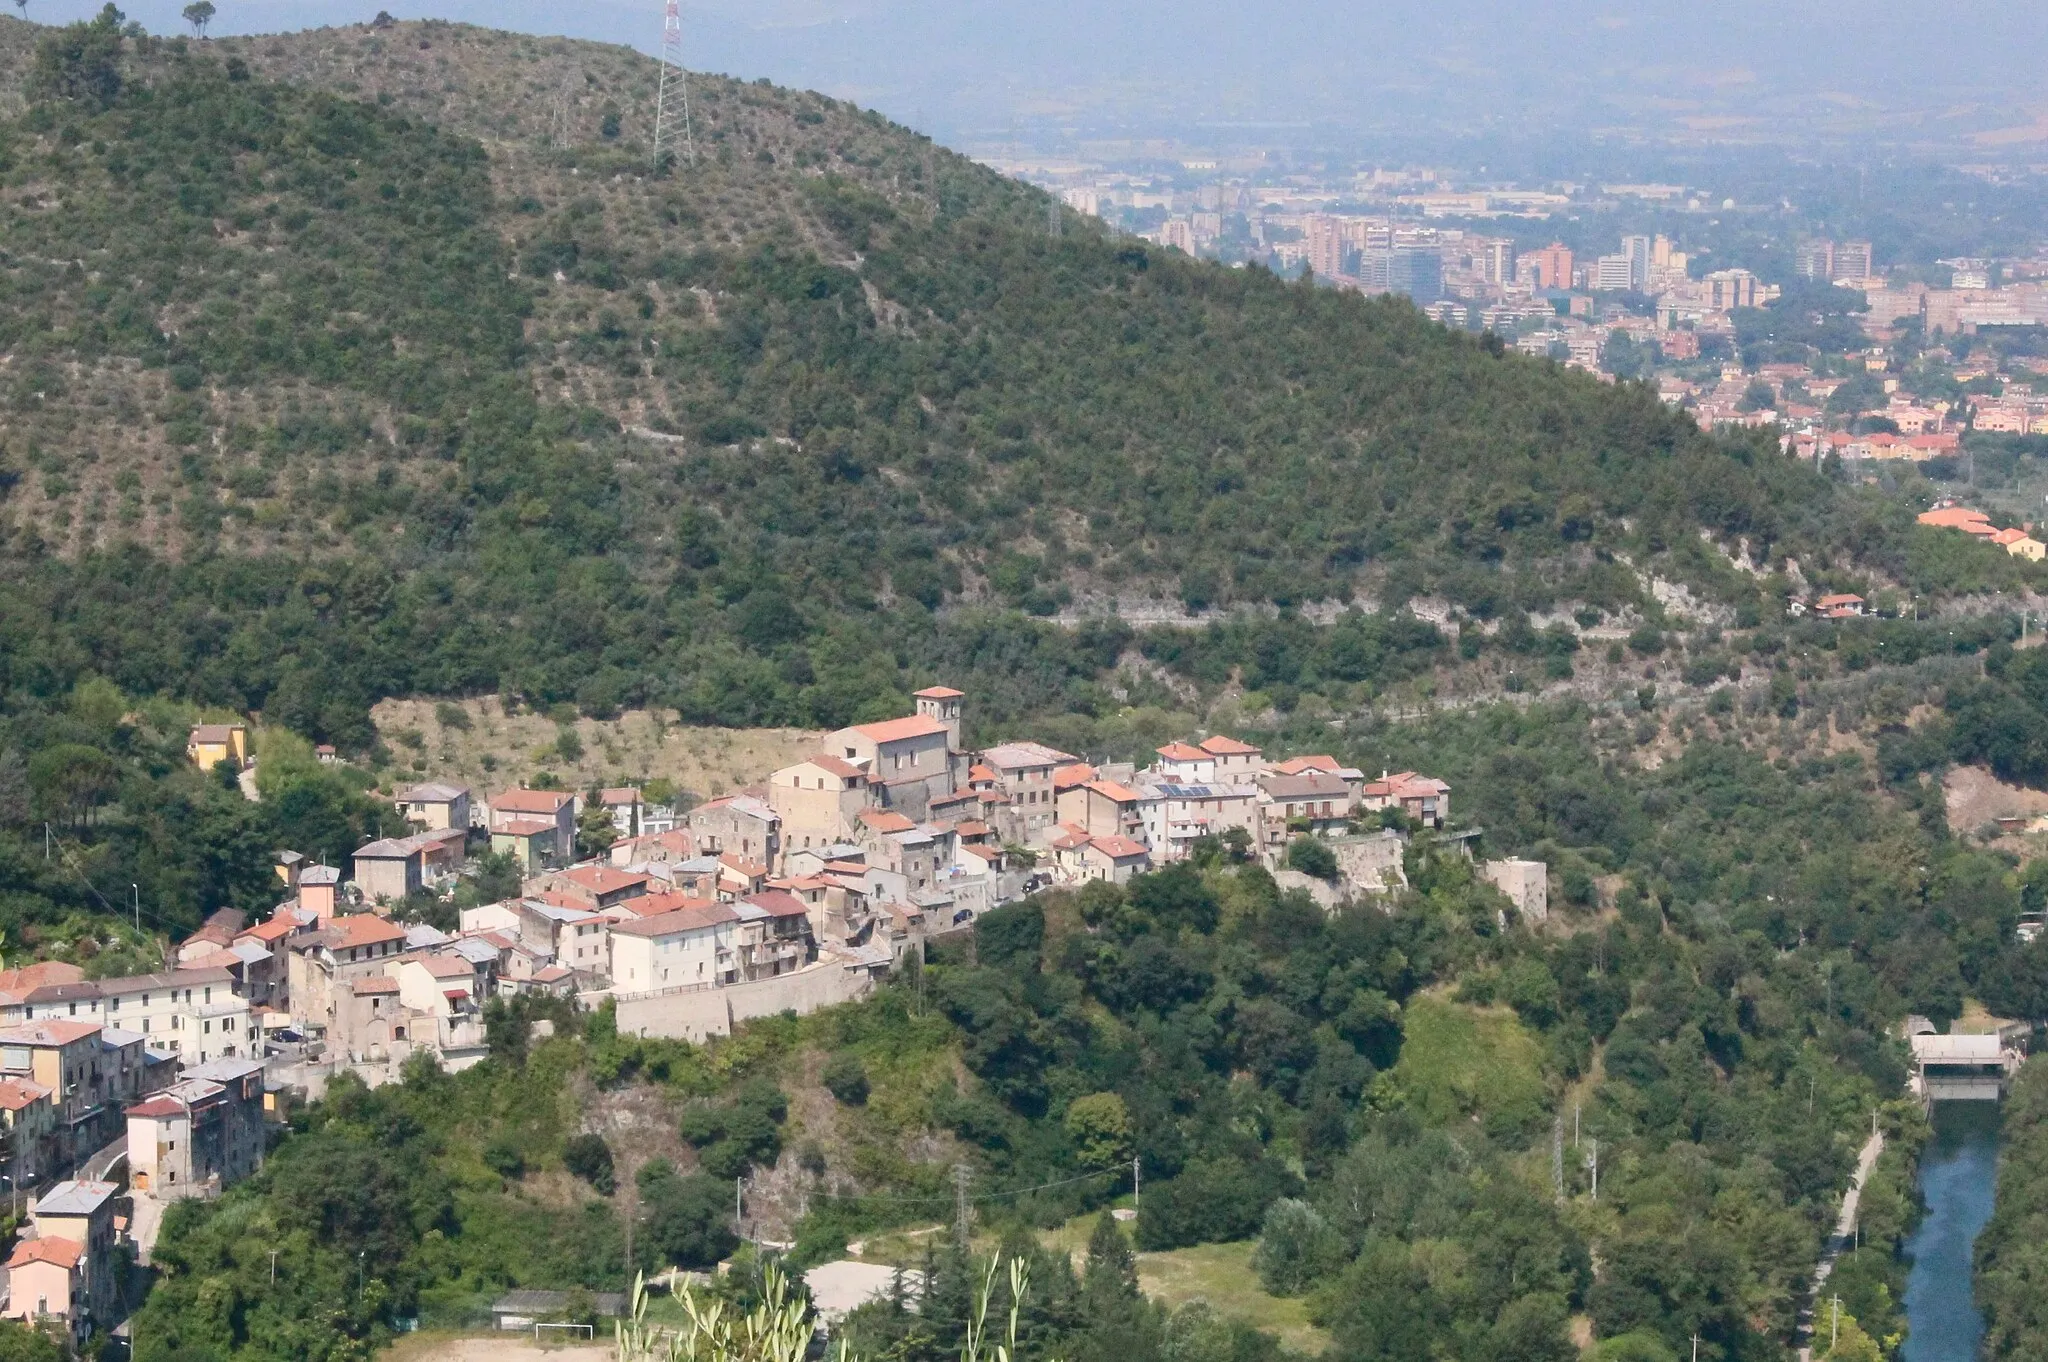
[613,961,876,1041]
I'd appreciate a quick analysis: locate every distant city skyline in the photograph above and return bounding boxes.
[15,0,2048,151]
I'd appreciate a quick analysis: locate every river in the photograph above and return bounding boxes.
[1902,1102,2003,1362]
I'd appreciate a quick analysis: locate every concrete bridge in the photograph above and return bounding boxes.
[1908,1031,2022,1103]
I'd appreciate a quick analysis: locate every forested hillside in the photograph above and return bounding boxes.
[0,10,2030,754]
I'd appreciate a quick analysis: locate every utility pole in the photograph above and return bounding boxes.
[651,0,695,170]
[1132,1155,1140,1211]
[1551,1114,1564,1204]
[735,1176,744,1243]
[953,1163,973,1245]
[1585,1138,1599,1201]
[132,884,139,934]
[1690,1334,1699,1362]
[269,1249,278,1284]
[1832,1294,1841,1348]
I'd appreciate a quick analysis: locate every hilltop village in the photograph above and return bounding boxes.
[0,686,1543,1342]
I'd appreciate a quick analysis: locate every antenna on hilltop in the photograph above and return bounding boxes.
[652,0,695,172]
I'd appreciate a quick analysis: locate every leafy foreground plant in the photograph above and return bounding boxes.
[618,1258,1043,1362]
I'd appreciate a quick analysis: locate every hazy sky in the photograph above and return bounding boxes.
[25,0,2048,147]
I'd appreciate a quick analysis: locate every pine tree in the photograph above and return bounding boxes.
[1082,1213,1138,1306]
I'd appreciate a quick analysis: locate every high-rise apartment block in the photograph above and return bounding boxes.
[1528,242,1574,292]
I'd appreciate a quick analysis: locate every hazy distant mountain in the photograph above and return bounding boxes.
[21,0,2048,148]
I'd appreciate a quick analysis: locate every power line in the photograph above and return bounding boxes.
[41,823,189,938]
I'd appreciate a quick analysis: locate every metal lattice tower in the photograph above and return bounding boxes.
[652,0,695,170]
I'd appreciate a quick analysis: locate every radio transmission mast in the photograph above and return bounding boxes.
[652,0,695,171]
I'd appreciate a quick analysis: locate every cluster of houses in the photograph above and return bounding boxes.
[1916,502,2048,561]
[0,697,1527,1335]
[0,961,268,1343]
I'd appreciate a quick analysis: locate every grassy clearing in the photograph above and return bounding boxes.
[370,696,821,800]
[1134,1240,1331,1354]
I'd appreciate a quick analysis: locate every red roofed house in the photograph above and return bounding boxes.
[0,1077,53,1191]
[3,1235,86,1340]
[1917,505,1994,533]
[1993,527,2048,561]
[1358,772,1452,829]
[824,687,967,821]
[1056,778,1151,843]
[284,912,409,1047]
[1080,835,1152,886]
[26,1178,116,1330]
[770,754,878,857]
[127,1069,265,1200]
[1815,593,1866,619]
[0,1023,120,1164]
[606,901,744,993]
[394,952,484,1019]
[1198,735,1266,780]
[486,789,577,869]
[537,865,651,912]
[734,890,817,978]
[1154,742,1216,784]
[1270,754,1342,777]
[607,827,699,870]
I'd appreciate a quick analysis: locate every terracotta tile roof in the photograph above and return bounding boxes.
[858,809,917,834]
[1156,742,1208,761]
[190,724,243,743]
[1198,735,1260,755]
[913,686,964,699]
[1917,506,1993,529]
[1086,779,1144,803]
[0,1021,99,1047]
[968,764,998,785]
[1271,755,1341,775]
[1051,763,1097,791]
[615,891,715,918]
[0,963,86,995]
[1089,835,1150,860]
[1814,594,1864,608]
[560,866,650,896]
[239,916,301,945]
[490,789,575,815]
[719,853,768,877]
[8,1237,81,1270]
[494,818,558,838]
[405,955,475,980]
[0,1078,50,1111]
[599,787,642,805]
[609,903,741,936]
[745,889,812,919]
[351,977,400,996]
[329,914,408,951]
[851,714,949,745]
[789,754,865,780]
